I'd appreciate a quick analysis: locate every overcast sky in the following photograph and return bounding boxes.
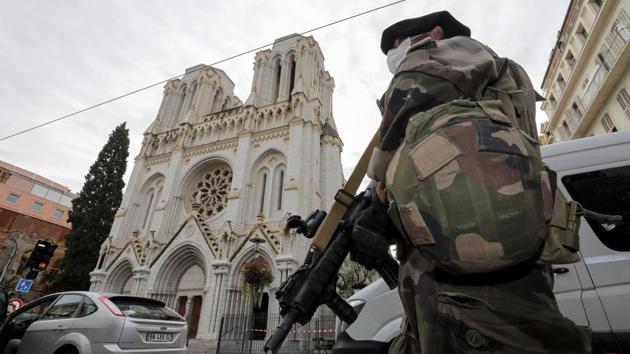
[0,0,569,194]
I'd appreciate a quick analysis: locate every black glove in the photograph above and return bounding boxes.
[350,197,397,269]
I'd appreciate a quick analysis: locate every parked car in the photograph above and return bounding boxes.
[333,130,630,354]
[0,291,188,354]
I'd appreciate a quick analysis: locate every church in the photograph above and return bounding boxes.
[88,34,343,340]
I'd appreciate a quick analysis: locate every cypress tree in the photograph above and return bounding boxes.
[49,123,129,291]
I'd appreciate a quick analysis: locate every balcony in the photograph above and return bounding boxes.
[570,27,629,138]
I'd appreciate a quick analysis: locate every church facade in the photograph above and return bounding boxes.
[89,34,343,340]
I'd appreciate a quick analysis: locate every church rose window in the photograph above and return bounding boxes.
[191,166,233,219]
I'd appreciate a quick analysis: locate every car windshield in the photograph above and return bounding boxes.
[109,297,182,321]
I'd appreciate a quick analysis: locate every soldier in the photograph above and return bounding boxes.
[350,11,592,353]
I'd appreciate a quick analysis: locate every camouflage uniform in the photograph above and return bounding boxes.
[374,36,591,353]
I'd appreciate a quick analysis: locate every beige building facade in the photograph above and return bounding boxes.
[540,0,630,144]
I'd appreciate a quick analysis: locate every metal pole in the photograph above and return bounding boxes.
[216,315,225,354]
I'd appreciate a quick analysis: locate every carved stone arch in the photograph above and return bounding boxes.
[229,246,276,288]
[152,243,207,293]
[104,258,134,294]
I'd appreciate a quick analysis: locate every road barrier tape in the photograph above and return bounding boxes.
[246,328,335,334]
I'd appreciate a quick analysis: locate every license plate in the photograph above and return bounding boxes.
[146,332,173,342]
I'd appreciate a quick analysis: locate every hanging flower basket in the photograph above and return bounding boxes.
[241,256,273,287]
[241,256,273,305]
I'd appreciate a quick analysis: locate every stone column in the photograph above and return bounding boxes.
[208,260,230,338]
[132,267,151,297]
[89,270,107,292]
[185,296,193,325]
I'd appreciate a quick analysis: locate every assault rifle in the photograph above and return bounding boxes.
[264,182,399,353]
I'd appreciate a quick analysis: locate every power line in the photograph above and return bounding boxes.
[0,0,405,142]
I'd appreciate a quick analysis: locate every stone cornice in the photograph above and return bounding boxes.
[144,154,171,168]
[183,139,239,159]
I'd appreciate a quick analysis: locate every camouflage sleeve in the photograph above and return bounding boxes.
[379,36,506,152]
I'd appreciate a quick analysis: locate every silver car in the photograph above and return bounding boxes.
[0,291,188,354]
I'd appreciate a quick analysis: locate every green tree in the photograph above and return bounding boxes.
[48,123,129,291]
[337,258,380,299]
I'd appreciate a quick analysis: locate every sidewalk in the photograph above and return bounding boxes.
[187,338,216,354]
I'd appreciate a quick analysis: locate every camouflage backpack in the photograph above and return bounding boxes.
[385,98,553,275]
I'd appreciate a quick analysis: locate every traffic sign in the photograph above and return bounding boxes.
[7,298,23,313]
[15,278,33,293]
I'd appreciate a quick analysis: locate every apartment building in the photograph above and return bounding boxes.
[540,0,630,144]
[0,160,75,295]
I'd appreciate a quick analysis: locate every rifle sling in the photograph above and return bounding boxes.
[311,132,380,251]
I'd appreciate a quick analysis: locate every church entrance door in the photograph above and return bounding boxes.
[189,296,203,338]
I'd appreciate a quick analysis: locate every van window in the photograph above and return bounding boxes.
[562,165,630,251]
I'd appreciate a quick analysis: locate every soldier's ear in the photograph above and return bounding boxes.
[430,26,444,40]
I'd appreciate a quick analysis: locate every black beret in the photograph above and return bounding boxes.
[380,11,471,54]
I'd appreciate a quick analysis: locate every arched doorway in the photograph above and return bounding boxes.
[105,260,134,295]
[175,264,205,338]
[151,245,207,339]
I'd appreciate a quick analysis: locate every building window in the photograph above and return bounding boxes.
[566,50,577,70]
[576,24,589,44]
[617,88,630,119]
[562,121,572,139]
[288,54,296,96]
[601,113,617,132]
[259,173,267,214]
[31,184,48,198]
[188,82,198,111]
[615,10,630,41]
[571,102,583,119]
[211,88,223,113]
[272,58,282,103]
[548,94,558,110]
[31,202,43,212]
[54,209,64,219]
[562,165,630,251]
[589,0,603,11]
[6,193,19,203]
[556,74,566,91]
[191,166,233,219]
[175,84,187,122]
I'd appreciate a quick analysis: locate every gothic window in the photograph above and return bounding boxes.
[141,190,155,229]
[253,168,270,217]
[188,81,198,111]
[211,88,223,113]
[222,97,231,111]
[288,54,296,96]
[147,187,162,230]
[175,84,187,123]
[191,166,233,219]
[272,165,285,211]
[272,58,282,103]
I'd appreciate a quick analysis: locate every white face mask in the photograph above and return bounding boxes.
[386,37,411,75]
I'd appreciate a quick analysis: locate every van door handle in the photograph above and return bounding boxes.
[553,267,570,274]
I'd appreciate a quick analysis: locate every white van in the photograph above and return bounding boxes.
[333,130,630,354]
